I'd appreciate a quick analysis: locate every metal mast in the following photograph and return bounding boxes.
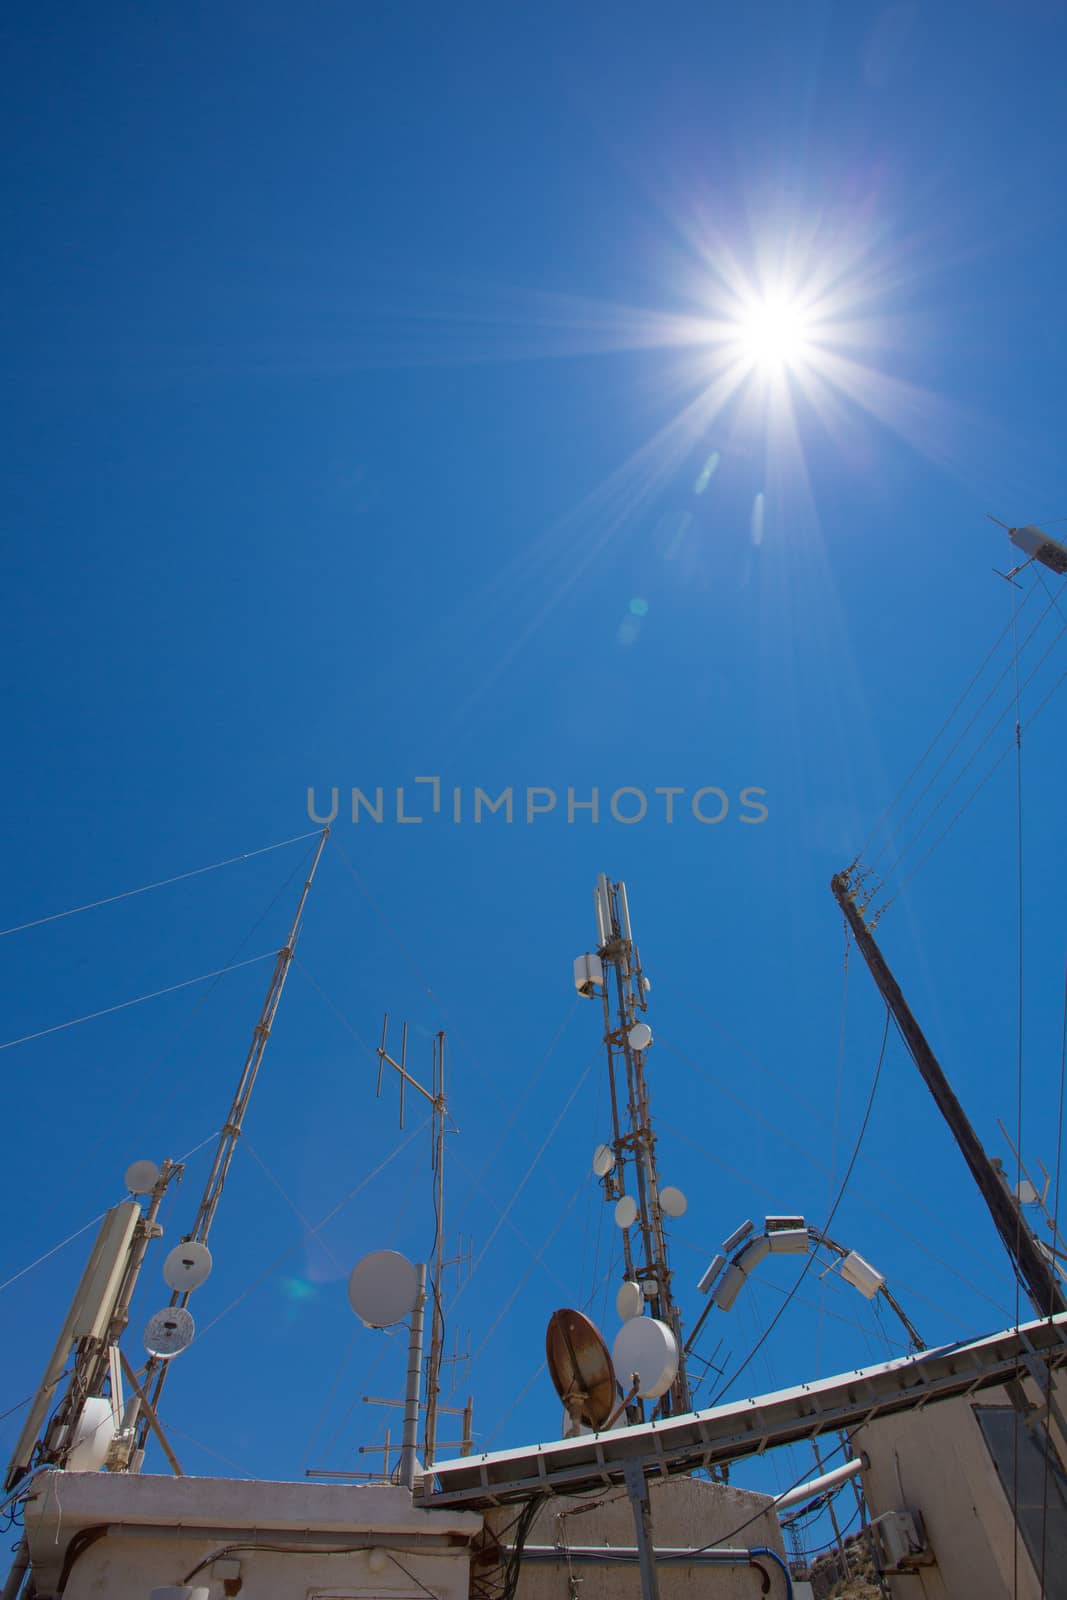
[831,867,1066,1320]
[425,1031,447,1467]
[375,1021,451,1465]
[591,873,690,1414]
[130,826,330,1460]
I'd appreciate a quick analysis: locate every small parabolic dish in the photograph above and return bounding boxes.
[66,1396,116,1473]
[627,1022,653,1051]
[659,1186,687,1219]
[612,1317,680,1400]
[592,1143,616,1178]
[614,1194,638,1229]
[348,1249,420,1328]
[545,1307,618,1431]
[616,1279,643,1321]
[125,1160,160,1195]
[144,1307,195,1360]
[163,1240,213,1293]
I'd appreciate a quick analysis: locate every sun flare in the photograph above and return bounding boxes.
[736,295,812,369]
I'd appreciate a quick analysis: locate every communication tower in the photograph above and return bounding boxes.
[574,874,691,1415]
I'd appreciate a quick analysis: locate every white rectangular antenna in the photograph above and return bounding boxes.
[591,889,607,947]
[594,876,610,948]
[618,881,633,945]
[6,1201,140,1490]
[697,1253,726,1295]
[721,1219,754,1254]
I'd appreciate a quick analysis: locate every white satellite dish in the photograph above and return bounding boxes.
[616,1279,643,1321]
[611,1317,680,1400]
[592,1143,616,1178]
[348,1250,420,1328]
[163,1240,213,1293]
[125,1160,160,1195]
[627,1022,653,1051]
[659,1186,687,1219]
[144,1307,195,1359]
[614,1195,638,1229]
[65,1396,116,1472]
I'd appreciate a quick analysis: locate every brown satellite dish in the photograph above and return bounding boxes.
[546,1308,618,1432]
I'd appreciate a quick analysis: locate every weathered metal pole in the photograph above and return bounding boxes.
[831,869,1066,1319]
[622,1459,662,1600]
[423,1032,446,1467]
[401,1264,428,1491]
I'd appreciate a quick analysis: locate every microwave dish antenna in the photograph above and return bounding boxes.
[125,1160,160,1195]
[546,1308,618,1432]
[143,1307,194,1360]
[615,1195,638,1229]
[348,1249,420,1329]
[616,1280,644,1321]
[592,1143,616,1178]
[162,1240,213,1293]
[612,1316,679,1400]
[659,1186,687,1219]
[65,1397,116,1473]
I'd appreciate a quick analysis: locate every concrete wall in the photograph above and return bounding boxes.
[854,1369,1067,1600]
[22,1473,482,1600]
[488,1473,788,1600]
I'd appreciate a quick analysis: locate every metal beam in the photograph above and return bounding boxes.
[420,1314,1067,1508]
[831,869,1066,1320]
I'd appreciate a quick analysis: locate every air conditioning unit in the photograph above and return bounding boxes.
[871,1508,934,1572]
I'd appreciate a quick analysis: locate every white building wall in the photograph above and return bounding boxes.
[854,1369,1067,1600]
[21,1473,482,1600]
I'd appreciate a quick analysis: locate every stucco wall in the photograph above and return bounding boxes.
[854,1370,1067,1600]
[488,1472,787,1600]
[22,1473,481,1600]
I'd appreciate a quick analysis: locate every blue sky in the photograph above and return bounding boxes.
[3,0,1067,1540]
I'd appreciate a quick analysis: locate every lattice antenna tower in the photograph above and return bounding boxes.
[583,874,691,1413]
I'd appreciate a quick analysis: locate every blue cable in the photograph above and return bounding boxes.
[750,1545,794,1598]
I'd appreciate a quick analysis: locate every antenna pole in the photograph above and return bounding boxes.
[375,1021,454,1467]
[592,876,690,1414]
[424,1031,447,1467]
[132,827,330,1461]
[831,868,1066,1319]
[401,1263,427,1491]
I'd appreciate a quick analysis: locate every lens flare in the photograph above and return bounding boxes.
[737,296,812,368]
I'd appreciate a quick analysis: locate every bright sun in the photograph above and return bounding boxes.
[737,296,811,368]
